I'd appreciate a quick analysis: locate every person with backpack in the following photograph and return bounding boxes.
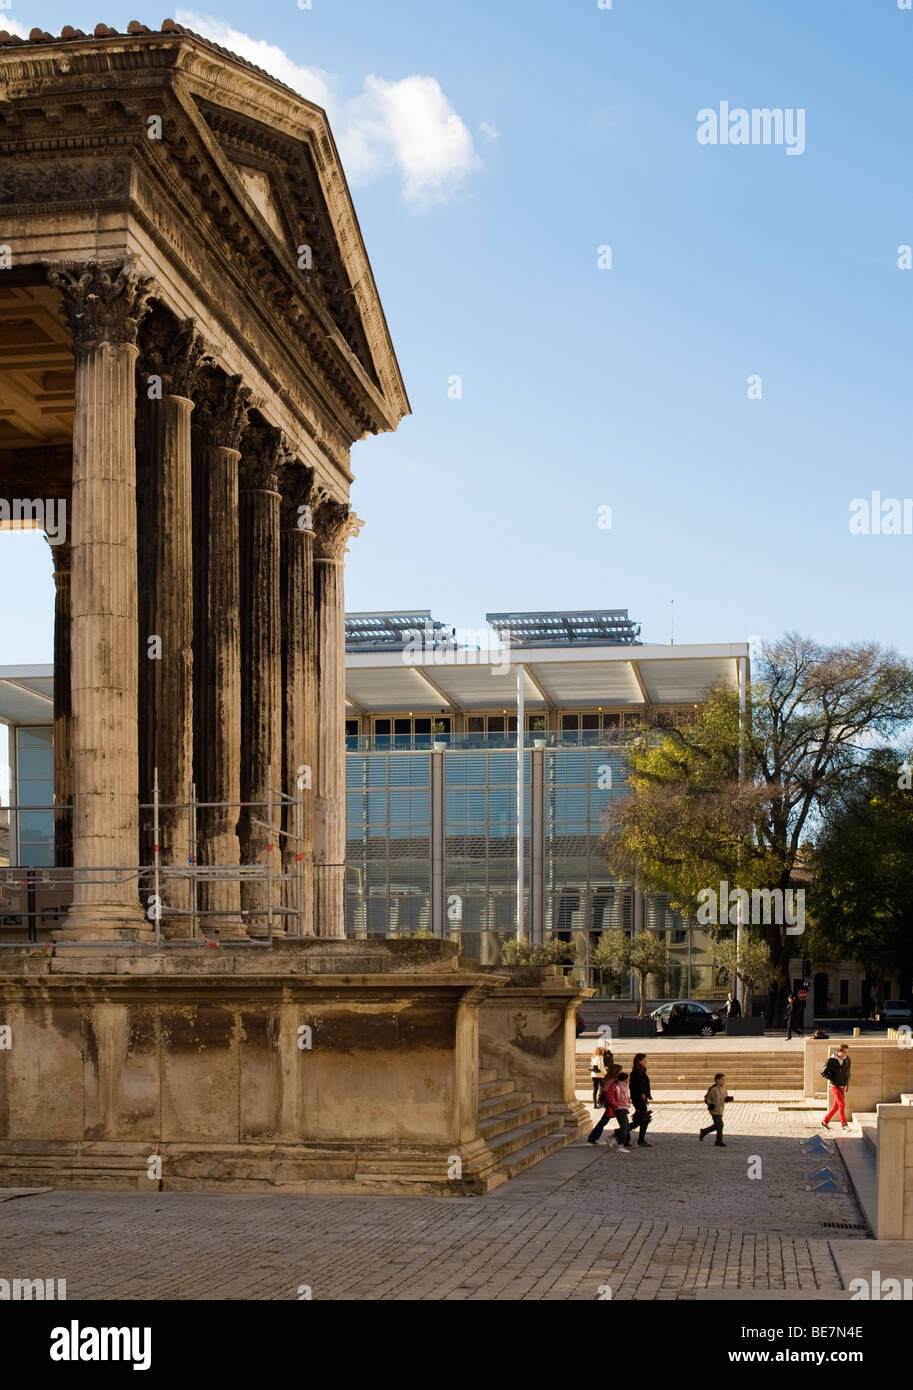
[821,1044,852,1129]
[699,1072,732,1146]
[629,1052,653,1146]
[587,1064,621,1144]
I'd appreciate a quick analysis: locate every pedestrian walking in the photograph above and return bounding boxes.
[785,994,796,1040]
[589,1042,612,1107]
[724,992,742,1019]
[821,1044,852,1129]
[587,1064,620,1144]
[629,1052,653,1146]
[699,1072,732,1146]
[609,1071,632,1152]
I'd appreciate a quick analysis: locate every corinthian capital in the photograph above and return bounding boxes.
[47,259,155,350]
[278,463,317,532]
[139,306,208,398]
[192,369,252,452]
[240,419,293,493]
[314,499,364,562]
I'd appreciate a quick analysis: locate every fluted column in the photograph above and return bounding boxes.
[136,314,204,927]
[49,535,72,869]
[279,466,318,936]
[239,421,285,936]
[46,261,154,939]
[313,500,362,938]
[191,371,250,938]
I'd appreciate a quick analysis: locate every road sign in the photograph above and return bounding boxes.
[798,988,808,1002]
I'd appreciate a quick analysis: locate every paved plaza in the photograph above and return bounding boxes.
[0,1101,872,1301]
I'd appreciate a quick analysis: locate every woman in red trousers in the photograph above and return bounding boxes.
[822,1044,851,1128]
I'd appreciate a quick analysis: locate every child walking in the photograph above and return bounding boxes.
[699,1072,731,1147]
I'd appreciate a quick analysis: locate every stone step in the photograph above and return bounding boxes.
[487,1111,563,1162]
[836,1135,876,1234]
[854,1112,878,1153]
[478,1088,534,1122]
[478,1101,549,1145]
[479,1068,498,1085]
[500,1127,570,1180]
[478,1077,518,1103]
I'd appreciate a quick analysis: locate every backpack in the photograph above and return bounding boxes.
[704,1087,715,1111]
[821,1056,840,1083]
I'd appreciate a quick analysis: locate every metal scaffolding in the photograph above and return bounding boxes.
[0,767,309,944]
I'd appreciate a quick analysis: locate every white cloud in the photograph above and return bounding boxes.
[1,16,30,37]
[175,12,483,207]
[342,75,480,207]
[478,121,499,144]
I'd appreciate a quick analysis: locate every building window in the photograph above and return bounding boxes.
[839,978,849,1006]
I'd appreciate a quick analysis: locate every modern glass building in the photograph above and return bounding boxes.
[342,610,749,1002]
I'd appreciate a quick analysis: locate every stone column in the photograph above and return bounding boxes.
[313,500,362,938]
[136,314,204,929]
[279,465,318,937]
[49,535,72,869]
[191,371,251,938]
[238,422,285,936]
[47,261,154,939]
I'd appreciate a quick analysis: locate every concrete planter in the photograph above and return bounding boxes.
[617,1017,658,1038]
[726,1016,765,1036]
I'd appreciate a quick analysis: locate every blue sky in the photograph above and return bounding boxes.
[2,0,912,662]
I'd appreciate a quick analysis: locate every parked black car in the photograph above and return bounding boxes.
[650,1000,724,1037]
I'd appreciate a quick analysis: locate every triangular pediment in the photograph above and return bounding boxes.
[233,163,288,245]
[194,97,379,389]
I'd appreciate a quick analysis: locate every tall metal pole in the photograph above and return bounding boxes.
[516,664,525,940]
[736,655,747,1008]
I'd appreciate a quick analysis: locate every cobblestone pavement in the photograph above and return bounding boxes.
[0,1104,866,1301]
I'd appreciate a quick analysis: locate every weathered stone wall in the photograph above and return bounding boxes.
[478,964,591,1135]
[0,940,511,1194]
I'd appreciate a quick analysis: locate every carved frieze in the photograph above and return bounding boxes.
[0,159,130,206]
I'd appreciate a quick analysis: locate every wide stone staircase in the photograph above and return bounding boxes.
[575,1048,804,1092]
[478,1068,569,1179]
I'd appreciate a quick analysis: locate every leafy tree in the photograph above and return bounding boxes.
[811,749,913,1006]
[592,929,668,1017]
[711,934,779,1015]
[605,635,913,1021]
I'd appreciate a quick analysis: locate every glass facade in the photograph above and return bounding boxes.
[10,725,54,867]
[343,732,722,1001]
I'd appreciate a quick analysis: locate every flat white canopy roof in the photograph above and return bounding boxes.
[345,643,748,714]
[0,665,53,724]
[0,645,749,724]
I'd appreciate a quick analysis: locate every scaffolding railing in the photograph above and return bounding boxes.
[0,767,309,945]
